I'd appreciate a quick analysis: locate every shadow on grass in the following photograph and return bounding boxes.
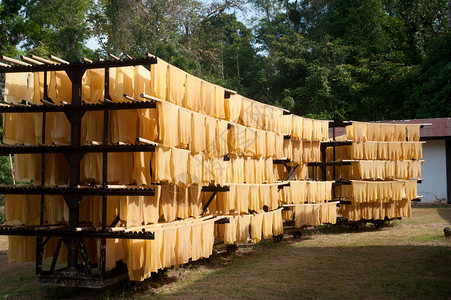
[3,241,450,300]
[150,243,451,300]
[436,206,451,224]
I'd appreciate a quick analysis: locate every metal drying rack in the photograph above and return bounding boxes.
[0,54,160,287]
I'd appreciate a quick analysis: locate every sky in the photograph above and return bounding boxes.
[86,36,100,50]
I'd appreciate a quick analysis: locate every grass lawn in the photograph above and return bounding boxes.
[0,206,450,299]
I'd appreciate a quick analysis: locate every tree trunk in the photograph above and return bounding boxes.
[449,0,451,28]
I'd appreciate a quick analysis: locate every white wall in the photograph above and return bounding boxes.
[418,140,447,202]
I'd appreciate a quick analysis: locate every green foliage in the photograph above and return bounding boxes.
[250,0,450,120]
[0,0,450,122]
[0,0,27,57]
[411,31,451,118]
[23,0,95,61]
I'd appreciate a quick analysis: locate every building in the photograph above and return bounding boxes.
[383,118,451,204]
[332,118,451,203]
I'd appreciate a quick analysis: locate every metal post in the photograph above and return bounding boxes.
[63,68,87,272]
[37,70,48,275]
[321,145,327,181]
[99,66,110,278]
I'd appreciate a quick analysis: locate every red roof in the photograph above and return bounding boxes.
[330,118,451,139]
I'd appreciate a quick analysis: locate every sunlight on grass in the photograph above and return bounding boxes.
[409,233,445,242]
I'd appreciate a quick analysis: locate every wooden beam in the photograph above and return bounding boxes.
[30,54,55,65]
[1,55,30,66]
[21,56,44,65]
[108,53,121,61]
[49,55,69,64]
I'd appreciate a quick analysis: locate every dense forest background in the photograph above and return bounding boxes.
[1,0,450,121]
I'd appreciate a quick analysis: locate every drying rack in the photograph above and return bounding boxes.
[0,54,163,287]
[308,120,426,229]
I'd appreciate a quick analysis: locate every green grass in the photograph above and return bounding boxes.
[409,233,445,242]
[0,268,38,298]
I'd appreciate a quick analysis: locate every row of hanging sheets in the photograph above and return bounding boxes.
[325,160,422,181]
[327,141,423,162]
[332,121,423,221]
[7,216,220,282]
[336,180,415,221]
[215,209,283,245]
[1,57,330,280]
[3,183,286,264]
[124,210,284,282]
[4,190,288,277]
[2,67,148,145]
[335,180,417,221]
[278,180,339,227]
[4,75,327,186]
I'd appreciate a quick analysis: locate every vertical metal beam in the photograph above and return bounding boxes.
[99,66,110,278]
[321,146,327,181]
[286,163,298,181]
[63,68,87,271]
[202,191,218,215]
[37,70,48,275]
[36,237,43,275]
[104,66,111,101]
[77,238,92,276]
[50,238,63,273]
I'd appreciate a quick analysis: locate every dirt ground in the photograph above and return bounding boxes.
[0,206,450,299]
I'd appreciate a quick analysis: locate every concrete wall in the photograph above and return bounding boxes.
[419,140,448,202]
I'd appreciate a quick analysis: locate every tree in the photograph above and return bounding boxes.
[250,0,450,120]
[22,0,96,61]
[410,32,451,118]
[0,0,28,57]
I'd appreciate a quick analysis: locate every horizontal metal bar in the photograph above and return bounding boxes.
[273,158,291,164]
[201,185,230,192]
[339,200,353,205]
[333,180,352,186]
[0,144,156,155]
[320,140,353,148]
[307,161,353,167]
[0,100,156,113]
[0,186,155,196]
[328,121,352,128]
[135,137,158,146]
[0,227,154,239]
[123,94,140,102]
[214,217,230,224]
[277,182,290,190]
[0,57,157,73]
